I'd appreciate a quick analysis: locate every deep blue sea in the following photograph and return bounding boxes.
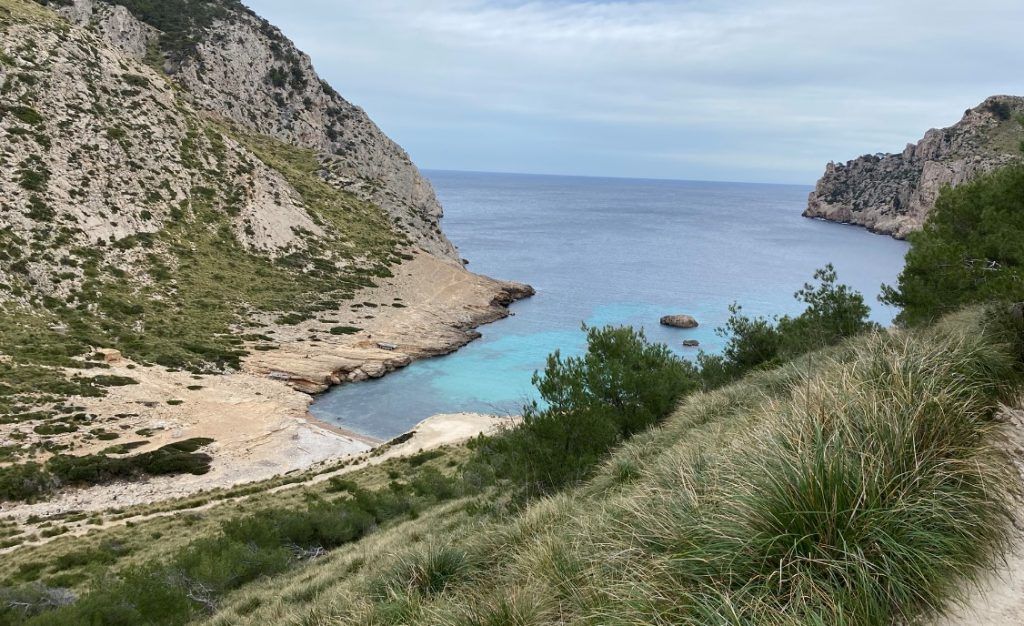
[311,171,909,440]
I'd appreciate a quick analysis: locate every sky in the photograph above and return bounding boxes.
[243,0,1024,184]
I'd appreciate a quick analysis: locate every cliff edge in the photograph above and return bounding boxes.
[804,95,1024,238]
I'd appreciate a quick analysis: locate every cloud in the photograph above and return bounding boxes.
[243,0,1024,183]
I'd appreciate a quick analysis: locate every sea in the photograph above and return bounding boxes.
[310,171,909,440]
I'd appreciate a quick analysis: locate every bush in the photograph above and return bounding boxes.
[372,544,473,600]
[0,584,75,624]
[0,463,54,502]
[469,325,699,496]
[699,264,877,386]
[882,161,1024,325]
[328,325,361,335]
[0,440,214,503]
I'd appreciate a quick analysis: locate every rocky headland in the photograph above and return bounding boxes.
[805,95,1024,238]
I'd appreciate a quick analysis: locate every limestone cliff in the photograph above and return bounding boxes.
[54,0,456,258]
[805,96,1024,238]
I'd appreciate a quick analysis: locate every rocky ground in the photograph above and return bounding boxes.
[0,251,532,521]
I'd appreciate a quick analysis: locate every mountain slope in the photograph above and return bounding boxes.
[805,95,1024,238]
[0,0,529,506]
[50,0,457,258]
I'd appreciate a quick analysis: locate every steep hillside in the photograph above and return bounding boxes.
[50,0,456,258]
[805,95,1024,238]
[0,0,529,507]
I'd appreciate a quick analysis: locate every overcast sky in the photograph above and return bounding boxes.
[243,0,1024,184]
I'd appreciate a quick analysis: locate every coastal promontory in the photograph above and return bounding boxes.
[804,95,1024,238]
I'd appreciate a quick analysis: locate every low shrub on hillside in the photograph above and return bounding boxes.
[0,439,215,503]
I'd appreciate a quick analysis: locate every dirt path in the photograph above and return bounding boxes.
[930,405,1024,625]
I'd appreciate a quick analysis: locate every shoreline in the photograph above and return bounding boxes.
[0,251,533,522]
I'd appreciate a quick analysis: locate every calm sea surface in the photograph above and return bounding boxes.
[311,171,909,439]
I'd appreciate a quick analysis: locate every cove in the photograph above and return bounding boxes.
[310,171,909,440]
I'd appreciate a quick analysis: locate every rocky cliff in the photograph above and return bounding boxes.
[52,0,457,258]
[805,96,1024,238]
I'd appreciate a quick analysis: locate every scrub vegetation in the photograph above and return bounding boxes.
[883,159,1024,326]
[2,263,1020,624]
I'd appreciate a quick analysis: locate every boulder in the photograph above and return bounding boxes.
[660,315,699,329]
[362,362,388,379]
[347,370,369,383]
[682,339,700,348]
[95,348,123,363]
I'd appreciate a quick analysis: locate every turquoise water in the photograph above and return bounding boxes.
[311,172,909,440]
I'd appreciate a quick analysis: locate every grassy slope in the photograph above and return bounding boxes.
[202,309,1018,626]
[3,309,1017,625]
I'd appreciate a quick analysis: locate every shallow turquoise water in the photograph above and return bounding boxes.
[311,172,910,440]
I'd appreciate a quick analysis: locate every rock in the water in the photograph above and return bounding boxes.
[804,95,1024,239]
[660,315,699,329]
[682,339,700,348]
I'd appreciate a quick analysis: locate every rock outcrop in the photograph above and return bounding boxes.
[661,314,699,328]
[54,0,457,258]
[805,96,1024,238]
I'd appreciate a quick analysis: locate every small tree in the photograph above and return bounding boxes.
[700,265,876,387]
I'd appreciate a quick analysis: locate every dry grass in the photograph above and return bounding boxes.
[195,309,1020,626]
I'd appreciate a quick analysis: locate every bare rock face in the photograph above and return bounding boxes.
[56,0,458,259]
[660,315,699,328]
[805,96,1024,238]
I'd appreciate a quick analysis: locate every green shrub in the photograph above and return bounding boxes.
[699,264,876,386]
[469,325,699,496]
[882,162,1024,325]
[1,105,43,125]
[0,440,214,503]
[0,584,75,623]
[0,463,54,502]
[328,325,361,335]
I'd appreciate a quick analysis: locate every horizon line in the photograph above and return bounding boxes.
[421,167,815,188]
